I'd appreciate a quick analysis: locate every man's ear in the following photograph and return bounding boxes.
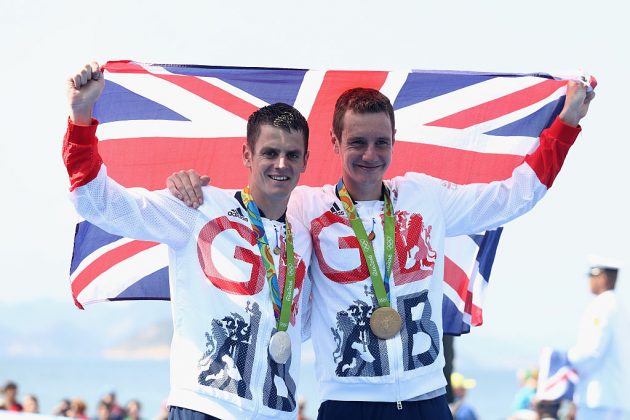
[330,128,340,154]
[242,143,252,168]
[301,150,310,173]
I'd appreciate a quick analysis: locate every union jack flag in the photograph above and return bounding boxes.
[69,60,573,335]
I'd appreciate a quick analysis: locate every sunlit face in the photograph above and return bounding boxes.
[243,124,309,203]
[23,395,39,413]
[127,401,140,417]
[332,111,394,198]
[4,387,16,401]
[98,404,111,420]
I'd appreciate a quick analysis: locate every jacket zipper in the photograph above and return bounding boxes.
[392,307,403,410]
[250,220,283,419]
[378,203,403,411]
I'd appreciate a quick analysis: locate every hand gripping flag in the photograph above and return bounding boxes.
[69,60,581,335]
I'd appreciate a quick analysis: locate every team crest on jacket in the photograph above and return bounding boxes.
[198,301,261,398]
[331,286,390,377]
[392,211,437,286]
[197,301,298,410]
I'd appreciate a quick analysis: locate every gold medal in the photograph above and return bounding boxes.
[367,231,376,241]
[370,307,402,340]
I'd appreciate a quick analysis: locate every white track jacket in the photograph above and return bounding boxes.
[290,117,580,405]
[64,121,313,420]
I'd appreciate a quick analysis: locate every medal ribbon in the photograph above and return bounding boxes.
[336,179,395,308]
[241,186,296,331]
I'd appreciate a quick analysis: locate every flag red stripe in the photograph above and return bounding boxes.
[153,74,258,120]
[543,368,577,391]
[470,300,483,326]
[99,137,247,189]
[99,136,527,189]
[104,61,145,73]
[427,79,566,129]
[444,257,469,301]
[71,240,160,298]
[444,257,483,326]
[387,140,525,184]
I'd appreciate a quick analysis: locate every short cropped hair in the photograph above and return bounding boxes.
[332,88,395,140]
[246,103,309,152]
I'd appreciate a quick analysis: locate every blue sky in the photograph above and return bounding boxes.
[1,0,629,365]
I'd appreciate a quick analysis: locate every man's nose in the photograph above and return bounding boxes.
[363,144,377,161]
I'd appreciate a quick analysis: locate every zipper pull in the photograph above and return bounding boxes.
[397,401,402,410]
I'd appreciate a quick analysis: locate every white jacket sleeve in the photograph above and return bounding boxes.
[440,164,546,236]
[71,165,200,249]
[431,117,579,236]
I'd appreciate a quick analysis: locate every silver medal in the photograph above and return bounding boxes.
[269,331,292,364]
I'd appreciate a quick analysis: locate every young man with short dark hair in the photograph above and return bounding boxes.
[64,62,313,420]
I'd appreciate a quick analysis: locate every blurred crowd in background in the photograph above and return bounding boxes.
[0,380,167,420]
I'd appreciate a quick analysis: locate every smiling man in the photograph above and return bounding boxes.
[331,104,395,201]
[63,62,313,420]
[172,82,593,419]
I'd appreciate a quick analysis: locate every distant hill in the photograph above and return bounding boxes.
[2,299,544,367]
[0,299,172,360]
[103,318,172,360]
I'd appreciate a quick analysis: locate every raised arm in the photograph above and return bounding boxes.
[437,79,595,236]
[67,61,104,125]
[558,79,595,127]
[63,63,199,249]
[63,62,105,191]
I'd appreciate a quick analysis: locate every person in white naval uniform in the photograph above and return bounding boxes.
[568,259,630,420]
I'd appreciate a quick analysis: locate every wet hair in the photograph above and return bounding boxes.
[332,88,395,140]
[246,103,309,152]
